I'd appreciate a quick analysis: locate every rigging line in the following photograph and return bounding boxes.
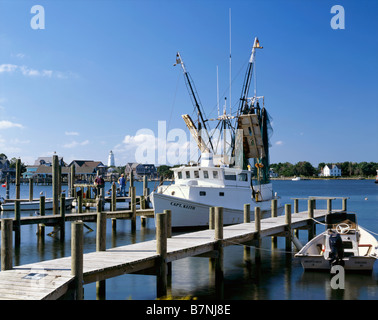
[167,72,181,133]
[206,57,250,119]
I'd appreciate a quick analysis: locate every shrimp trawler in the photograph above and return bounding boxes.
[151,37,283,228]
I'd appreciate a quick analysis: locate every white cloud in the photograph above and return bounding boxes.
[275,140,284,146]
[0,120,24,129]
[63,140,90,148]
[65,131,80,136]
[0,64,75,79]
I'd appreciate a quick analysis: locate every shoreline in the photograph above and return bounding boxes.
[270,177,375,181]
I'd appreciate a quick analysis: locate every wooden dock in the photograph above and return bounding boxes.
[0,205,331,300]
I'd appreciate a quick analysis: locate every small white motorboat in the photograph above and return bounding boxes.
[0,197,74,212]
[295,212,378,272]
[292,176,301,181]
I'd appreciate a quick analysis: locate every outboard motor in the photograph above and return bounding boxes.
[329,232,344,266]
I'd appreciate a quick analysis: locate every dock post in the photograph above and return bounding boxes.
[131,186,136,231]
[209,207,215,229]
[71,221,84,300]
[327,198,332,214]
[255,206,261,263]
[214,207,224,280]
[285,204,292,252]
[29,178,34,202]
[1,218,13,271]
[78,192,83,213]
[294,198,299,213]
[52,155,59,216]
[60,194,66,241]
[293,198,299,238]
[111,182,116,212]
[15,158,21,200]
[96,198,106,300]
[163,209,172,238]
[96,199,106,252]
[14,201,21,247]
[271,199,278,248]
[244,204,250,223]
[5,174,10,199]
[38,195,45,239]
[70,165,75,197]
[342,197,347,212]
[156,212,167,298]
[308,199,315,241]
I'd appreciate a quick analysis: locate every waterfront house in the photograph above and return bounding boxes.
[0,156,13,180]
[320,164,342,177]
[125,163,157,180]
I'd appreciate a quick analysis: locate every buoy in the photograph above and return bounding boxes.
[364,197,368,200]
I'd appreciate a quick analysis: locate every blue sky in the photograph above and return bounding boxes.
[0,0,377,166]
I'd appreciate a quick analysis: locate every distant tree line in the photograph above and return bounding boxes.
[270,161,378,178]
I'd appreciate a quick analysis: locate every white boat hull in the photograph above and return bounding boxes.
[295,226,378,272]
[151,192,283,228]
[298,255,376,271]
[1,198,74,211]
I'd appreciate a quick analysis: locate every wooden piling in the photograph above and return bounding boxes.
[244,204,250,223]
[111,182,116,212]
[255,206,261,263]
[294,198,299,213]
[29,178,34,202]
[156,213,167,298]
[308,199,315,241]
[38,195,45,238]
[14,201,20,247]
[1,219,13,271]
[71,221,84,300]
[163,209,172,238]
[96,206,107,252]
[327,198,332,214]
[15,159,21,200]
[209,207,215,230]
[130,186,136,231]
[52,155,59,216]
[214,207,224,282]
[271,199,278,247]
[60,194,66,240]
[70,165,75,197]
[342,197,348,212]
[285,204,292,252]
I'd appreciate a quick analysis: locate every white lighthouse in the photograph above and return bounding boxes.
[108,150,115,167]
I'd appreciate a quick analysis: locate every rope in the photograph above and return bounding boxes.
[223,239,297,255]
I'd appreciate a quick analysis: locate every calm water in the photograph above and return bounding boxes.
[0,179,377,300]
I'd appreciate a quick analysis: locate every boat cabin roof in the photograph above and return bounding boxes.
[170,165,251,188]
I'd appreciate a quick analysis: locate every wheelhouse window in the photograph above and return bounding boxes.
[219,192,224,196]
[238,173,248,181]
[213,171,218,179]
[177,172,182,179]
[186,171,190,179]
[203,170,209,179]
[194,171,199,178]
[199,191,206,196]
[225,173,236,181]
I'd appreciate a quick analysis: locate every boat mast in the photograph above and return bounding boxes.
[237,37,263,116]
[174,52,214,153]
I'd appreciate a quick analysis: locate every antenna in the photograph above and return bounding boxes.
[216,65,220,117]
[229,8,232,116]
